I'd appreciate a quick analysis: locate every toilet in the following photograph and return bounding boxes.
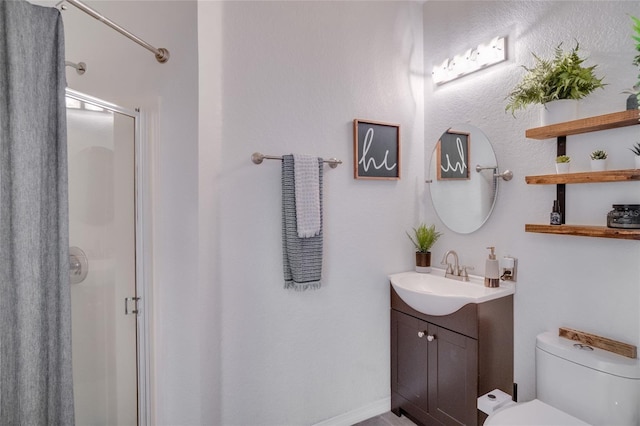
[484,331,640,425]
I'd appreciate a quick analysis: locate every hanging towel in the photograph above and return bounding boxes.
[293,154,321,238]
[282,155,323,290]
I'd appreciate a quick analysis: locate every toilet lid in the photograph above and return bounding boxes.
[485,399,590,425]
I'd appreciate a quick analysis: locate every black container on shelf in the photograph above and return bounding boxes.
[607,204,640,229]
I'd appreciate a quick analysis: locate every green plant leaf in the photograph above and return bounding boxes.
[407,224,442,253]
[590,149,607,160]
[505,41,605,115]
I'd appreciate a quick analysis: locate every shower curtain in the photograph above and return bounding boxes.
[0,0,75,424]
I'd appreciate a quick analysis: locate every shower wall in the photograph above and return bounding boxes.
[66,99,137,426]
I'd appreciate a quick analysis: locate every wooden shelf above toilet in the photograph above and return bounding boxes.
[525,110,640,140]
[525,169,640,185]
[524,110,640,240]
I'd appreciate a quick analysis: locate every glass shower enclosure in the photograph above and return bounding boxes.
[65,89,148,426]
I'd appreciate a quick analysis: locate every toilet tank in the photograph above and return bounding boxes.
[536,331,640,426]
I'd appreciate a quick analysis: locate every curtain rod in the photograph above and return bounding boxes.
[56,0,170,63]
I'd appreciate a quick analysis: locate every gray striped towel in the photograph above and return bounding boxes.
[282,155,323,290]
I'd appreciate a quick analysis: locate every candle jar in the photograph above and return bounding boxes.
[607,205,640,229]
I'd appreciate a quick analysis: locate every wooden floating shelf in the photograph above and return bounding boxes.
[525,224,640,240]
[525,110,640,140]
[525,169,640,184]
[524,111,640,241]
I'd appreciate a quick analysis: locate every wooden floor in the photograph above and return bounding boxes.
[354,411,416,426]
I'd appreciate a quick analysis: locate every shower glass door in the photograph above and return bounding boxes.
[66,90,139,426]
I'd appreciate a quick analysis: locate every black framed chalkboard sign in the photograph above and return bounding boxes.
[437,129,470,180]
[353,119,400,180]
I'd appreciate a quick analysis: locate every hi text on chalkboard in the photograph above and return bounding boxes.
[353,119,400,180]
[437,130,469,180]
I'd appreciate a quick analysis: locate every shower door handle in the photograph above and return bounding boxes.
[125,297,140,315]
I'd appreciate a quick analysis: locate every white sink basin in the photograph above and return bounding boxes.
[389,268,515,316]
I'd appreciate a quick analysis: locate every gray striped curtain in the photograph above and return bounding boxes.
[0,0,75,424]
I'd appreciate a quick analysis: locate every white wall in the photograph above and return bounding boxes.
[58,1,203,424]
[423,1,640,402]
[198,1,424,424]
[197,1,223,424]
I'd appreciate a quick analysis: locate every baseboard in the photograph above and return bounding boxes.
[313,397,391,426]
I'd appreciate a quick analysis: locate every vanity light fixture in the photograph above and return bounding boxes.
[432,36,507,85]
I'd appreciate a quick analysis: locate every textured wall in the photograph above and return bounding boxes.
[424,1,640,401]
[199,1,425,424]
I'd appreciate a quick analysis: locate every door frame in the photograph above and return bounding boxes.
[65,88,152,426]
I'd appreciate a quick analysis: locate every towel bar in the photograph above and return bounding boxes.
[251,152,342,169]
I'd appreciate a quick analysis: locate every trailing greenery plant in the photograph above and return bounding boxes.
[556,155,571,163]
[630,142,640,156]
[632,16,640,71]
[590,150,608,160]
[505,42,606,115]
[631,16,640,101]
[407,223,442,253]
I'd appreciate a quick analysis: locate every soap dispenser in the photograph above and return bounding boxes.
[484,247,500,288]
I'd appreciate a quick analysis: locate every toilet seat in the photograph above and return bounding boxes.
[485,399,589,425]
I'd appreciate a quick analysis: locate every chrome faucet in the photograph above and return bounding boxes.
[440,250,471,282]
[441,250,459,275]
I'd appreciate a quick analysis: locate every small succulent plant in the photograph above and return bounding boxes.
[590,150,608,160]
[556,155,571,163]
[630,142,640,156]
[407,223,442,253]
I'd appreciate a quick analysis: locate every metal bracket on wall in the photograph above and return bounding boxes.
[557,136,567,224]
[65,60,86,75]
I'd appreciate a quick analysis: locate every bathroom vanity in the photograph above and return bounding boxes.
[390,284,513,426]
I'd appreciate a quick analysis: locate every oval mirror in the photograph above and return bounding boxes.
[428,124,498,234]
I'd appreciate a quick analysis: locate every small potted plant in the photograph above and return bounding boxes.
[505,41,606,124]
[555,155,571,174]
[407,223,442,273]
[590,149,608,171]
[630,142,640,169]
[624,87,639,110]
